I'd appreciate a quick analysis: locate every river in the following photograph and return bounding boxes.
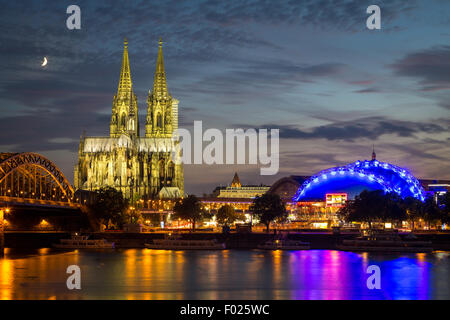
[0,248,449,300]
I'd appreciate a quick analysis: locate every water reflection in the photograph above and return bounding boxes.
[0,249,449,300]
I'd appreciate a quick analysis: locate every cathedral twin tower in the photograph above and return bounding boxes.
[109,38,178,139]
[74,39,184,200]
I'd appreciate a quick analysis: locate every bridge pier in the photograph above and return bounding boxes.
[0,209,4,257]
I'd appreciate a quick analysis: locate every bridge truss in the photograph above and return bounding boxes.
[0,152,74,203]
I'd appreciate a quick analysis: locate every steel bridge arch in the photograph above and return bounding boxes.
[292,159,425,202]
[0,152,74,201]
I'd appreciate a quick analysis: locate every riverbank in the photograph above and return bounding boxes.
[5,231,450,250]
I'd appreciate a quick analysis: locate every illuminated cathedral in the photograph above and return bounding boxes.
[74,38,184,200]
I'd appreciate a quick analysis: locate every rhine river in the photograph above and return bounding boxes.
[1,249,449,300]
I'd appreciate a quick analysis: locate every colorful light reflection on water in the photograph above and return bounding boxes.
[0,249,449,300]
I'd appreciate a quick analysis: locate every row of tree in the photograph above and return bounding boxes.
[172,193,287,232]
[87,187,450,232]
[338,190,450,229]
[87,187,132,230]
[87,187,288,232]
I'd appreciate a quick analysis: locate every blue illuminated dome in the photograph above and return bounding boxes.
[292,159,425,202]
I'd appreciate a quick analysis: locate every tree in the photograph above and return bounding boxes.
[172,195,210,232]
[130,193,141,206]
[125,206,142,224]
[338,190,407,228]
[338,190,385,229]
[250,193,287,233]
[402,196,423,230]
[88,187,128,229]
[382,192,407,223]
[421,195,443,229]
[402,195,449,230]
[216,205,243,227]
[439,192,450,224]
[339,190,448,230]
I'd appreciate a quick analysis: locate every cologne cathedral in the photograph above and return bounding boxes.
[74,39,184,200]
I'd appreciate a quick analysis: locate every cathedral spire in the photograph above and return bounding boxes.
[111,38,139,138]
[117,38,132,97]
[145,38,176,138]
[152,37,168,100]
[372,145,376,161]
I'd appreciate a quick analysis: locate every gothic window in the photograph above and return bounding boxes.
[157,113,163,129]
[121,112,126,128]
[139,161,144,180]
[148,112,153,123]
[168,162,175,179]
[159,160,165,178]
[128,119,134,131]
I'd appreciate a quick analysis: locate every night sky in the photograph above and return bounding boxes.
[0,0,449,195]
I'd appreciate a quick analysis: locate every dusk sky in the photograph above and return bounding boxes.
[0,0,449,195]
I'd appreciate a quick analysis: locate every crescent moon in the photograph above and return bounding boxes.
[41,57,48,67]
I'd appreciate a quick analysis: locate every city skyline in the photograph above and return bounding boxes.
[0,1,449,195]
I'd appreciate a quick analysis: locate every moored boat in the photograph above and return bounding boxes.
[336,230,432,253]
[53,234,115,249]
[258,239,310,250]
[145,234,226,250]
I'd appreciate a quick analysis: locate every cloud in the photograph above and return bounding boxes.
[439,102,450,110]
[0,0,448,194]
[349,80,374,85]
[242,117,447,141]
[176,60,348,101]
[199,0,417,31]
[353,87,381,93]
[390,45,450,91]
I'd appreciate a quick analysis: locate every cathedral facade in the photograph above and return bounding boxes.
[74,39,184,200]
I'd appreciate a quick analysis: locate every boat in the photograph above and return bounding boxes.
[53,234,115,249]
[145,234,226,250]
[336,230,433,253]
[257,239,310,250]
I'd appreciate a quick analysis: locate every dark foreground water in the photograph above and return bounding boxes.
[1,248,449,300]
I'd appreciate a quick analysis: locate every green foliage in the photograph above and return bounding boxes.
[382,192,407,222]
[338,190,406,228]
[172,195,210,231]
[402,196,423,230]
[250,193,287,232]
[339,190,383,228]
[126,206,142,224]
[216,205,243,226]
[88,187,129,229]
[131,193,141,206]
[421,195,443,227]
[340,190,447,229]
[439,192,450,218]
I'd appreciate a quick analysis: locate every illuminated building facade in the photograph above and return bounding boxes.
[293,158,426,203]
[213,173,270,198]
[292,156,426,228]
[200,197,252,214]
[270,153,429,228]
[267,175,309,201]
[74,39,184,200]
[420,179,450,203]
